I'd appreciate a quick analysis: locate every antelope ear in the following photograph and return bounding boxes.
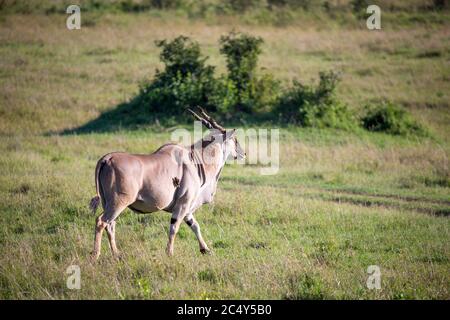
[225,129,236,141]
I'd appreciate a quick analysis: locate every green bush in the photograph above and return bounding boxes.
[251,73,281,113]
[155,36,213,79]
[268,0,314,10]
[350,0,370,17]
[432,0,448,10]
[136,33,355,129]
[209,76,238,115]
[275,71,356,129]
[139,36,219,116]
[227,0,268,12]
[303,101,357,130]
[219,31,280,114]
[219,32,263,110]
[361,102,426,136]
[138,32,279,119]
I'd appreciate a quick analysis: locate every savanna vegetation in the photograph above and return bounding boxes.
[0,0,449,299]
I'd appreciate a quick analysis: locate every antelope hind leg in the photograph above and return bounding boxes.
[106,220,120,259]
[91,213,107,261]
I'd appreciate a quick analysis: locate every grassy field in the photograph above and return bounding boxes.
[0,10,449,299]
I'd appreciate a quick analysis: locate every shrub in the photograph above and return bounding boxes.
[136,33,351,128]
[140,71,217,115]
[139,33,279,119]
[251,73,281,113]
[350,0,369,17]
[227,0,268,12]
[302,101,357,130]
[275,71,356,129]
[432,0,448,10]
[139,36,219,116]
[219,31,278,114]
[268,0,314,10]
[150,0,184,9]
[155,36,213,79]
[209,76,238,115]
[361,102,426,136]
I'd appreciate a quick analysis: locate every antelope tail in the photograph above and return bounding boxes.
[89,157,107,214]
[89,195,100,214]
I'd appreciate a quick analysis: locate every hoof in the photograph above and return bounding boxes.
[200,248,211,255]
[89,252,99,262]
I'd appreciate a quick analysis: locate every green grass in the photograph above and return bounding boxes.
[0,11,449,299]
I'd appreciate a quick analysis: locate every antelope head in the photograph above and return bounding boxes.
[188,107,246,161]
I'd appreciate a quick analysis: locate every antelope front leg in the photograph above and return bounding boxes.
[185,215,210,254]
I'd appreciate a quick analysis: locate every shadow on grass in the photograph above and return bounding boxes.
[56,95,277,136]
[58,96,167,135]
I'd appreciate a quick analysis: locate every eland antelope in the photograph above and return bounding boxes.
[89,107,245,259]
